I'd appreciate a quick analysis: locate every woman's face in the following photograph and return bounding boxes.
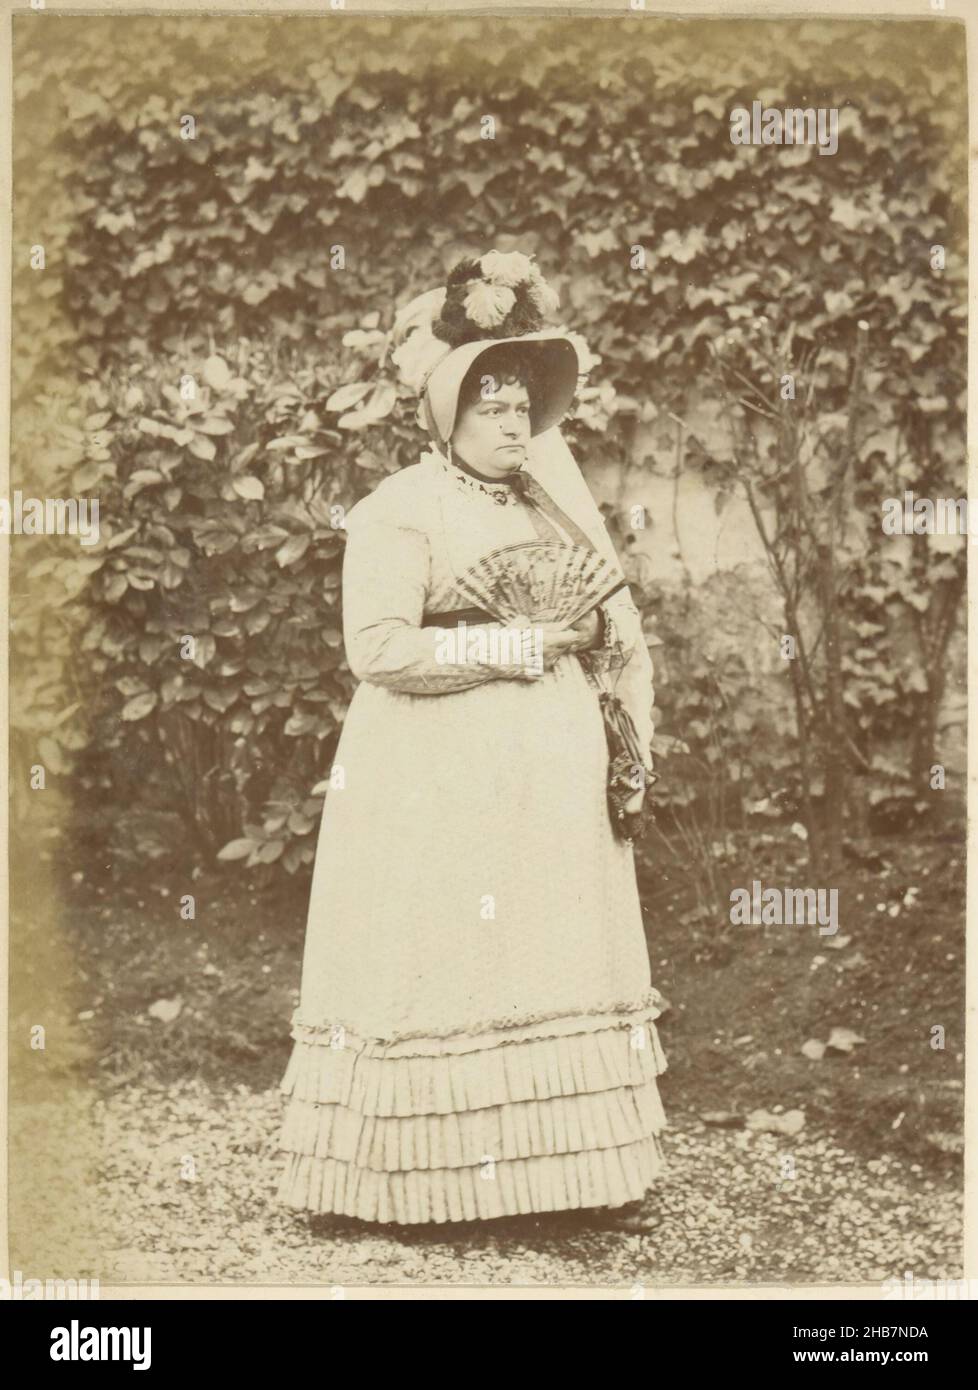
[450,379,532,479]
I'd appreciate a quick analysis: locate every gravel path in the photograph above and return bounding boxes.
[73,1079,963,1290]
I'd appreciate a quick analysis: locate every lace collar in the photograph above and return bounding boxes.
[439,454,524,507]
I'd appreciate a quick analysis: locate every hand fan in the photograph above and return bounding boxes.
[456,540,625,626]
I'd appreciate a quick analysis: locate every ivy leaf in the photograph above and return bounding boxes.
[828,195,872,231]
[188,433,217,461]
[121,691,158,721]
[204,687,239,713]
[336,168,369,202]
[902,668,929,694]
[284,711,319,736]
[275,534,311,567]
[580,226,618,258]
[38,736,68,775]
[202,355,232,390]
[191,634,217,669]
[824,290,855,315]
[660,227,708,263]
[195,415,236,436]
[116,676,150,696]
[338,382,397,428]
[232,475,265,500]
[325,381,373,412]
[107,526,139,550]
[266,435,310,451]
[217,838,259,861]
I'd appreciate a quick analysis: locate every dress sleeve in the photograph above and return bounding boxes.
[341,516,522,695]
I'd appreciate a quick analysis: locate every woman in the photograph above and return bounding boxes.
[276,251,668,1231]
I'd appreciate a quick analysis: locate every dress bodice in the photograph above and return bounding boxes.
[337,447,656,763]
[416,454,582,615]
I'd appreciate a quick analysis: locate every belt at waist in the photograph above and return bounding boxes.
[421,607,496,628]
[421,578,629,630]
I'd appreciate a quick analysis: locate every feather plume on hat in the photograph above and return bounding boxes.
[385,251,567,409]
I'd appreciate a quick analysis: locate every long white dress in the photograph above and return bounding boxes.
[276,446,669,1224]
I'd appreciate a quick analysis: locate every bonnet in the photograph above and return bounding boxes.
[387,251,582,447]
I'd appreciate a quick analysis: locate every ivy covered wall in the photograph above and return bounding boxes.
[10,13,967,872]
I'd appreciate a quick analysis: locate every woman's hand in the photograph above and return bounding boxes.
[499,622,580,680]
[538,622,585,668]
[567,610,601,651]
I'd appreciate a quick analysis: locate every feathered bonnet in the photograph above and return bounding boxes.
[387,251,583,446]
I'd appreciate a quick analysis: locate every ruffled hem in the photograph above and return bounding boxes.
[280,1007,667,1117]
[276,1003,669,1224]
[277,1133,668,1225]
[280,1074,668,1171]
